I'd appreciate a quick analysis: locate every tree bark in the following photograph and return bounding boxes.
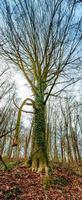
[31,81,48,173]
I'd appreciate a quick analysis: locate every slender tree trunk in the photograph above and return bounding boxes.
[61,137,66,163]
[0,136,6,156]
[24,130,31,161]
[65,133,73,164]
[60,125,65,163]
[7,138,13,159]
[71,128,81,163]
[46,122,51,161]
[54,133,58,162]
[24,136,28,160]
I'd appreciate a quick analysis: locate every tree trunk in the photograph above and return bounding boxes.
[71,128,81,163]
[54,120,58,162]
[0,136,6,156]
[24,131,31,161]
[31,82,48,173]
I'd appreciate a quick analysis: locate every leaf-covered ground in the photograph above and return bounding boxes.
[0,163,82,200]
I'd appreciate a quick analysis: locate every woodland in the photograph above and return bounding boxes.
[0,0,82,199]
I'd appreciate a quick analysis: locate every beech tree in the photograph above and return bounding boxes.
[0,0,82,172]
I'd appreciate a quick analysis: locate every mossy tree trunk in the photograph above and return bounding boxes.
[31,81,48,173]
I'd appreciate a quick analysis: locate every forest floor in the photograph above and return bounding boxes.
[0,160,82,200]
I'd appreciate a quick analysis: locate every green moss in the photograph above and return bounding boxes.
[42,175,69,189]
[51,176,69,186]
[4,191,12,199]
[4,187,22,199]
[5,160,20,171]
